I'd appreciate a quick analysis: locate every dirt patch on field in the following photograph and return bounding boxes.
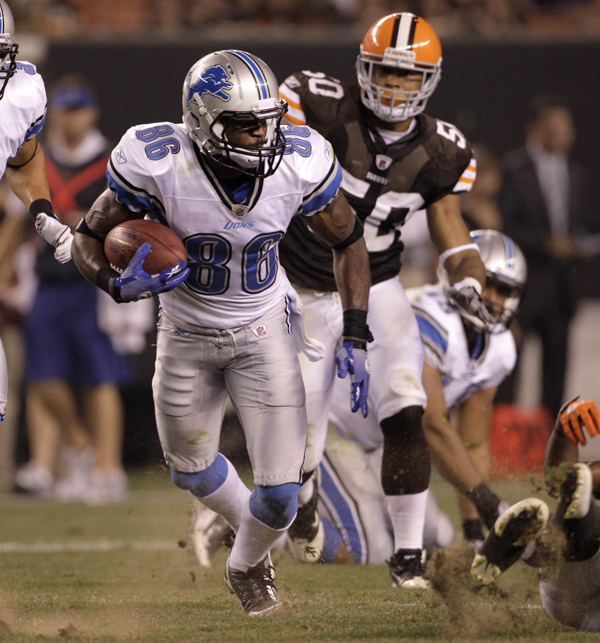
[425,542,551,638]
[0,591,143,639]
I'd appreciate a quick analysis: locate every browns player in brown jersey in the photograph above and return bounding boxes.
[278,13,504,586]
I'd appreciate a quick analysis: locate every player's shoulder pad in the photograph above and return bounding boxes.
[112,121,188,168]
[420,113,473,166]
[491,327,517,370]
[409,284,455,359]
[280,70,356,127]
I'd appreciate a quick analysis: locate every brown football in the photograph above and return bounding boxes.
[104,219,187,275]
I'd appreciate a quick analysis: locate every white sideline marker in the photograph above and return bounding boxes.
[0,540,178,553]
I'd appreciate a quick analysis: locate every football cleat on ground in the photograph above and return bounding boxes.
[224,551,279,616]
[189,500,232,567]
[286,477,325,563]
[470,497,549,585]
[559,462,593,520]
[387,548,430,588]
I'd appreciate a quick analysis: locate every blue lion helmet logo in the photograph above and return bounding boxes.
[187,64,234,108]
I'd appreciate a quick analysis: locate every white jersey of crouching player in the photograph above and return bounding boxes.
[325,240,519,564]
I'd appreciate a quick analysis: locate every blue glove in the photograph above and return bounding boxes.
[336,340,370,418]
[110,242,190,303]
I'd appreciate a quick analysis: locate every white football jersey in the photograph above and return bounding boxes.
[0,62,46,177]
[107,122,341,329]
[407,283,516,410]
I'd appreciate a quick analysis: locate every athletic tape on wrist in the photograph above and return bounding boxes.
[438,243,480,266]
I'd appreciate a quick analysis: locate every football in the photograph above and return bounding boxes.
[104,219,187,275]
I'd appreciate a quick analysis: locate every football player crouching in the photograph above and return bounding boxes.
[322,230,526,576]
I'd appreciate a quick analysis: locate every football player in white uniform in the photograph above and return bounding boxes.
[322,230,526,565]
[0,0,72,423]
[278,13,493,586]
[472,399,600,632]
[71,50,370,617]
[0,0,72,262]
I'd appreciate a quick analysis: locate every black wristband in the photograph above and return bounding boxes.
[465,482,502,530]
[97,266,119,297]
[342,308,373,343]
[332,216,364,251]
[29,198,56,220]
[76,217,106,243]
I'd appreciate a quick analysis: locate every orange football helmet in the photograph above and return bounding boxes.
[356,13,442,122]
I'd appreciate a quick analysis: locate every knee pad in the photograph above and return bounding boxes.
[380,406,430,495]
[249,483,299,530]
[170,453,228,497]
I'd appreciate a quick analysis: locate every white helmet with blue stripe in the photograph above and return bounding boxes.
[182,49,288,178]
[470,229,527,329]
[0,0,18,100]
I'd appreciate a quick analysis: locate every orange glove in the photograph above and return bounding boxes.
[558,398,600,446]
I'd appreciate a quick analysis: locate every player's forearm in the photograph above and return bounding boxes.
[72,231,112,286]
[72,189,132,286]
[444,250,486,289]
[544,430,579,473]
[424,413,484,493]
[5,144,51,209]
[333,238,370,313]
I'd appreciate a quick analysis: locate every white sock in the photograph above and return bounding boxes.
[298,476,314,505]
[191,458,250,532]
[228,500,289,572]
[386,489,428,551]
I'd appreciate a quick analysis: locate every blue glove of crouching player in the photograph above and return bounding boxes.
[103,242,190,303]
[335,309,373,418]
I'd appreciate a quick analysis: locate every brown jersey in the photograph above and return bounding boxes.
[278,71,476,292]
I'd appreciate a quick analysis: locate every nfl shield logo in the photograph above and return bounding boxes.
[233,204,248,217]
[252,324,267,338]
[375,154,392,171]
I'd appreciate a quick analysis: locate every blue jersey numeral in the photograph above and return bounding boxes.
[185,232,283,296]
[136,125,181,160]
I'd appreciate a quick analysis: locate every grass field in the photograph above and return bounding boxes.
[0,467,595,642]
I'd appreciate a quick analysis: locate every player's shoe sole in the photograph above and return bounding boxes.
[560,463,593,520]
[471,497,549,585]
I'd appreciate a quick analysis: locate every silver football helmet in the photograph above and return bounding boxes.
[182,50,288,178]
[471,229,527,330]
[0,0,18,100]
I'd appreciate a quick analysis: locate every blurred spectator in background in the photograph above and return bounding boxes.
[461,145,504,232]
[500,95,599,419]
[11,0,599,36]
[8,75,153,503]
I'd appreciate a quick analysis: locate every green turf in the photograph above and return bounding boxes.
[0,468,586,642]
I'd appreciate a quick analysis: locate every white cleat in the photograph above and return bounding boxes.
[387,549,430,589]
[189,499,232,567]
